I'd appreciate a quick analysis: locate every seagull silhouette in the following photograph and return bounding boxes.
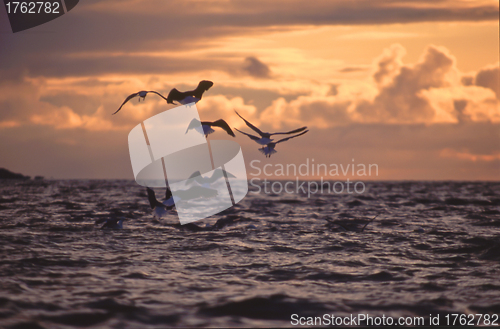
[185,118,235,137]
[113,91,168,115]
[147,187,175,218]
[166,80,213,105]
[258,130,309,158]
[234,110,307,145]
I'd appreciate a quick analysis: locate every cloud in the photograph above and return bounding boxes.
[372,44,406,87]
[337,31,422,40]
[474,65,500,99]
[260,96,353,129]
[357,45,457,123]
[0,74,168,131]
[1,0,497,80]
[259,44,499,128]
[242,57,272,79]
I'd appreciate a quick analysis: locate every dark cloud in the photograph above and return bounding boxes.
[453,99,470,123]
[0,0,497,79]
[327,85,339,96]
[461,75,474,86]
[475,66,500,99]
[338,67,369,73]
[242,57,271,79]
[373,44,404,86]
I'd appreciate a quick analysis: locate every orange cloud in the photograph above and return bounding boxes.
[259,44,500,129]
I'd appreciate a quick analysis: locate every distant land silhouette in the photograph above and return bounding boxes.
[0,168,30,180]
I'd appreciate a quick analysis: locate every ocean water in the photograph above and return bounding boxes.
[0,179,499,328]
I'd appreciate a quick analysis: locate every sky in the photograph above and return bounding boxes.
[0,0,499,180]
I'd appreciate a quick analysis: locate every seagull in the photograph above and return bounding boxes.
[166,80,213,105]
[259,130,308,158]
[185,118,235,137]
[186,169,236,187]
[112,91,168,115]
[147,187,175,218]
[234,110,307,145]
[95,217,126,229]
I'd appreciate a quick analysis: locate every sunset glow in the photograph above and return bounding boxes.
[0,0,498,180]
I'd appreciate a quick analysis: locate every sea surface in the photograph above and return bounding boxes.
[0,180,499,328]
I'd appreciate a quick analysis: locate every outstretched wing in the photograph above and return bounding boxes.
[186,118,201,134]
[147,187,160,209]
[205,169,233,184]
[165,187,173,200]
[269,126,307,136]
[209,119,235,137]
[235,128,261,141]
[208,169,236,183]
[186,171,204,185]
[275,130,309,144]
[112,92,139,115]
[148,91,168,101]
[235,111,264,136]
[166,88,184,104]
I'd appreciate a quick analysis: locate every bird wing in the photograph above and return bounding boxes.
[208,119,235,137]
[206,169,224,184]
[186,171,204,185]
[235,111,264,136]
[361,214,379,232]
[208,169,236,184]
[166,88,184,104]
[165,187,173,200]
[235,128,261,141]
[186,118,201,134]
[147,187,161,209]
[275,130,309,144]
[221,169,236,179]
[269,126,307,136]
[148,91,168,101]
[112,92,139,115]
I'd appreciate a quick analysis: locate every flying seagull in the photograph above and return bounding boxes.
[258,130,309,158]
[234,110,307,145]
[186,169,236,187]
[113,91,168,115]
[147,187,175,218]
[166,80,213,105]
[185,118,235,137]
